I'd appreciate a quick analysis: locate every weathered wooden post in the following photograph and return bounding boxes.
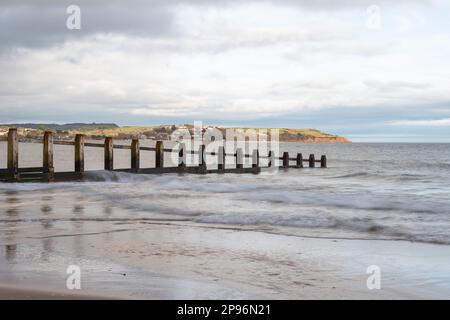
[309,154,315,168]
[155,141,164,168]
[75,134,85,174]
[178,143,186,168]
[321,155,327,168]
[7,128,19,181]
[236,148,243,169]
[43,131,54,181]
[268,150,273,167]
[104,137,114,171]
[296,153,303,168]
[218,146,225,172]
[198,144,206,173]
[282,152,289,168]
[252,149,260,173]
[252,149,260,168]
[131,138,140,172]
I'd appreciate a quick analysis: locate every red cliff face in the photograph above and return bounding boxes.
[286,136,351,143]
[313,136,351,143]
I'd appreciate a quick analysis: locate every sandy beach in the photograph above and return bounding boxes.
[1,220,450,299]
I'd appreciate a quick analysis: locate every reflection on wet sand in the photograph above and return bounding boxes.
[5,190,19,204]
[4,191,20,263]
[6,208,18,220]
[5,244,17,262]
[72,199,85,258]
[103,206,113,215]
[40,196,53,261]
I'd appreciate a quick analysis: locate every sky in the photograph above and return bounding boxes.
[1,0,450,142]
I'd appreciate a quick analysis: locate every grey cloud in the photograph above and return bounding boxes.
[0,2,175,51]
[0,0,431,51]
[0,0,432,8]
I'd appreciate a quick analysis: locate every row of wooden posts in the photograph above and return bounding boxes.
[1,128,327,182]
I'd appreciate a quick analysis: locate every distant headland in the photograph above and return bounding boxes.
[0,123,350,143]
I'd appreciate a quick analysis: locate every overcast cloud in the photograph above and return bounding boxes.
[0,0,449,141]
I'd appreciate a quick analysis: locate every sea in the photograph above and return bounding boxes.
[1,142,450,245]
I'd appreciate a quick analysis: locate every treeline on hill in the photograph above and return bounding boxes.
[0,123,118,131]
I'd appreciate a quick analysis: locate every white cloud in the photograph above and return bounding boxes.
[389,118,450,126]
[364,80,431,91]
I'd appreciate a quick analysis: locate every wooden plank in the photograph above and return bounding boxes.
[309,154,315,168]
[75,134,85,174]
[104,137,114,170]
[207,167,257,174]
[131,138,140,172]
[132,167,179,174]
[18,173,44,180]
[113,144,132,150]
[84,142,104,148]
[53,140,75,146]
[54,171,83,182]
[18,167,44,173]
[43,131,54,182]
[142,166,257,175]
[18,139,41,144]
[7,128,19,181]
[155,141,164,168]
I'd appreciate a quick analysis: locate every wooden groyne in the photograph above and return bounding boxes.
[0,128,327,182]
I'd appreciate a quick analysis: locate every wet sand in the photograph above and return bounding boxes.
[0,284,116,300]
[1,221,450,299]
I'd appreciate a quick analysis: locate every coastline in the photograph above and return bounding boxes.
[0,124,351,144]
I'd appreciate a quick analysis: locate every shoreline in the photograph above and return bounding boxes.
[1,221,449,299]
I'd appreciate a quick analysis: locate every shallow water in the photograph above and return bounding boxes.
[1,142,450,245]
